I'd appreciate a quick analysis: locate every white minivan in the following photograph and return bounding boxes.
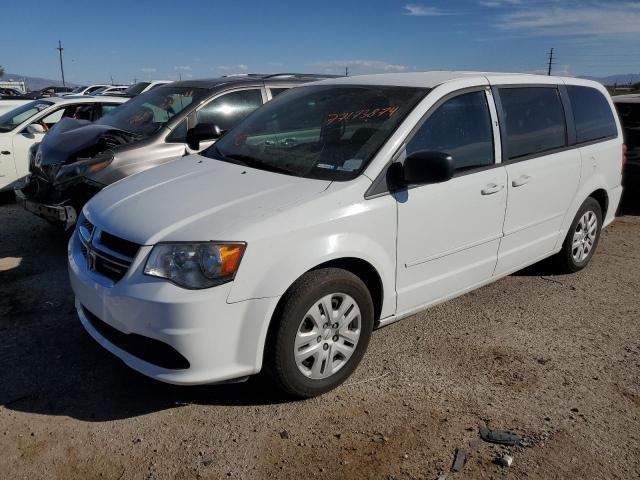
[69,72,623,397]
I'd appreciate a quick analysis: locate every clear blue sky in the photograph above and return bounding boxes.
[1,0,639,85]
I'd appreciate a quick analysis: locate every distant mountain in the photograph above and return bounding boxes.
[580,73,640,86]
[0,72,76,91]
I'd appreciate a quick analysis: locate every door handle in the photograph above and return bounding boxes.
[511,174,531,187]
[481,183,504,195]
[1,151,10,155]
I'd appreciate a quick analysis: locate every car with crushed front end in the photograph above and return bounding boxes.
[69,72,624,398]
[0,95,128,192]
[16,74,334,229]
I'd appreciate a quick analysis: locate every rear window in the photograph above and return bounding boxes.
[269,88,288,98]
[499,87,566,160]
[567,86,618,143]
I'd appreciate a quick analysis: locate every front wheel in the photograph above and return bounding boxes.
[553,197,603,273]
[266,268,374,398]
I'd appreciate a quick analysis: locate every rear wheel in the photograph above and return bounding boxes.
[266,268,374,398]
[553,197,603,273]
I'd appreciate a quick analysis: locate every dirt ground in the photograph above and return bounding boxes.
[0,188,639,480]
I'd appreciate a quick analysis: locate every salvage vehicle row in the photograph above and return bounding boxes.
[16,73,333,228]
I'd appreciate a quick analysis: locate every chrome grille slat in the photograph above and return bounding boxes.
[76,216,141,283]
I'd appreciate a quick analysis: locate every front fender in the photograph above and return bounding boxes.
[227,192,397,320]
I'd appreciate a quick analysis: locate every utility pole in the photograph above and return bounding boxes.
[345,66,349,77]
[110,75,114,85]
[56,40,66,86]
[547,47,554,76]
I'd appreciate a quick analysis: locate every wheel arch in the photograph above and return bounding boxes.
[261,256,386,370]
[589,188,609,218]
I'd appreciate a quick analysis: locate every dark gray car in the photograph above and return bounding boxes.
[16,74,335,228]
[614,95,640,186]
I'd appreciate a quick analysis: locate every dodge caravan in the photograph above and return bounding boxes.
[69,72,623,398]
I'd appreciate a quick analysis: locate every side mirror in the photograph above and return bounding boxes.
[26,123,46,135]
[186,123,222,150]
[396,150,454,186]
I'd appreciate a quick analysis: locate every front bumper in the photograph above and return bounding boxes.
[15,187,78,229]
[68,231,280,385]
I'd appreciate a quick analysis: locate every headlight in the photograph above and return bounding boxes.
[54,152,114,184]
[143,242,246,289]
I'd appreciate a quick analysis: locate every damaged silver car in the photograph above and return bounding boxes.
[15,74,332,228]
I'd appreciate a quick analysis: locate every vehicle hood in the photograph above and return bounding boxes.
[33,118,141,185]
[85,154,331,245]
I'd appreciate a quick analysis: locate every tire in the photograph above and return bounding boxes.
[553,197,603,273]
[266,268,374,398]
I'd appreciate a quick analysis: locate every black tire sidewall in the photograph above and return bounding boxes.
[270,269,374,398]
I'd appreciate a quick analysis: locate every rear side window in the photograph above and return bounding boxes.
[98,103,121,118]
[269,88,288,98]
[407,91,494,171]
[196,89,263,131]
[499,87,566,160]
[567,86,617,143]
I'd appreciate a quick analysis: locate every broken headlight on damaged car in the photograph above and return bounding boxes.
[54,152,114,184]
[144,242,246,289]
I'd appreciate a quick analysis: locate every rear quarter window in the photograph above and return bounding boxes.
[567,86,618,143]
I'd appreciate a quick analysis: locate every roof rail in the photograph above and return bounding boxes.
[220,73,343,80]
[262,73,343,79]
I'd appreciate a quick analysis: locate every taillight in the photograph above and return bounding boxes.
[622,144,628,172]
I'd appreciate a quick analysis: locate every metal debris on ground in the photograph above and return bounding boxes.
[451,448,467,472]
[479,428,522,446]
[372,432,388,444]
[496,454,513,468]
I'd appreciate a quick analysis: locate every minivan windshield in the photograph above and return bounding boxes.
[0,100,53,132]
[96,86,208,137]
[208,85,428,180]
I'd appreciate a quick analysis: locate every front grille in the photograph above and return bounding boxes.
[82,305,190,370]
[94,254,130,282]
[79,217,94,243]
[100,231,140,258]
[81,217,94,232]
[77,216,141,283]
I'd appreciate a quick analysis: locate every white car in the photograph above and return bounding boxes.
[0,96,128,191]
[62,85,111,96]
[92,86,129,96]
[69,72,623,397]
[0,99,32,115]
